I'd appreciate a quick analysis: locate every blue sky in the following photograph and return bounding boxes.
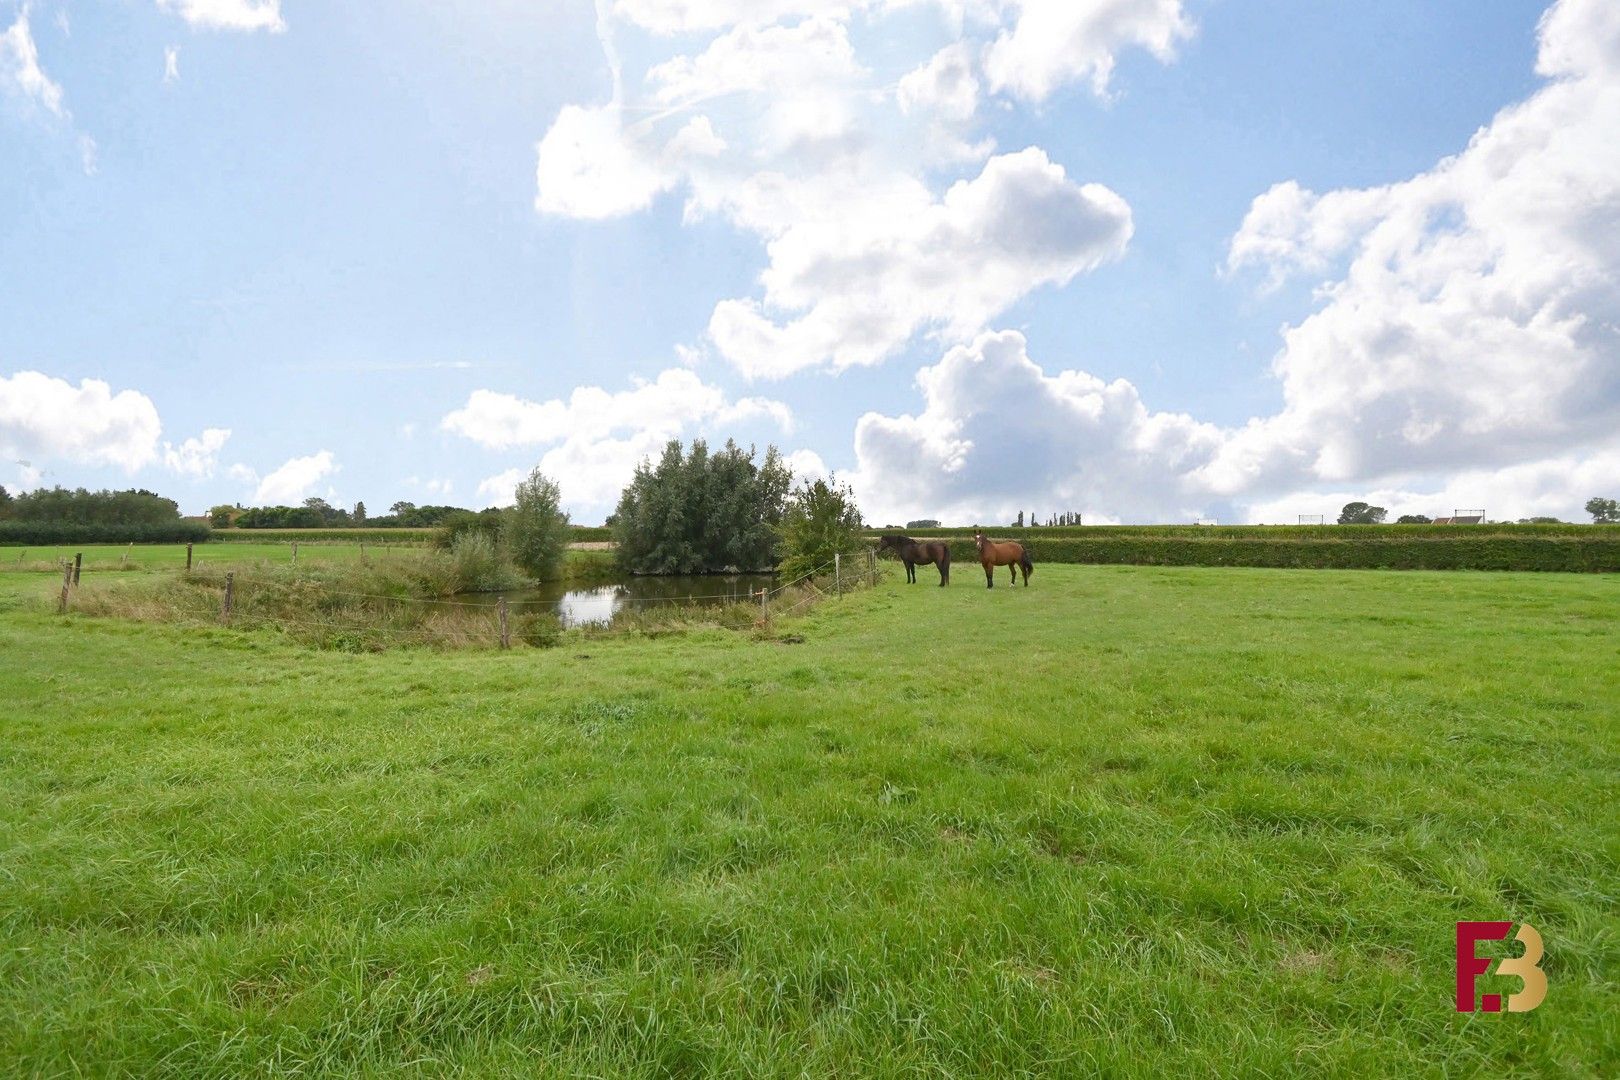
[3,0,1615,524]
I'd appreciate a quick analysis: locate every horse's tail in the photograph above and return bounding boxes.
[1020,547,1033,576]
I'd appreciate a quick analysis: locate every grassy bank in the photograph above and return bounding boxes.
[1,565,1615,1074]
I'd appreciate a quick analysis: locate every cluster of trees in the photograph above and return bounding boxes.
[1588,497,1619,524]
[0,486,182,525]
[212,499,474,529]
[612,439,865,576]
[0,485,206,543]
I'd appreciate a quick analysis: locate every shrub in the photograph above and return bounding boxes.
[779,477,865,583]
[438,510,505,550]
[446,532,526,593]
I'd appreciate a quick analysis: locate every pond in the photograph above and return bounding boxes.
[459,573,778,627]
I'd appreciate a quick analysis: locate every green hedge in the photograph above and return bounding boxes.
[915,535,1620,573]
[883,523,1601,541]
[0,521,212,545]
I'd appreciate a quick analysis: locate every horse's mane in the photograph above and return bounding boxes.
[884,533,917,545]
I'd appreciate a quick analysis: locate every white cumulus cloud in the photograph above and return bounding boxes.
[155,0,286,33]
[984,0,1193,101]
[254,451,337,504]
[534,1,1184,379]
[850,330,1223,525]
[444,368,793,512]
[1212,0,1620,501]
[162,427,231,478]
[0,371,163,471]
[0,8,65,118]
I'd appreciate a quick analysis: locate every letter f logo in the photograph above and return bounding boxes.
[1456,921,1546,1012]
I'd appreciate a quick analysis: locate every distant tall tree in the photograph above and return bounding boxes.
[779,477,865,582]
[390,500,415,516]
[1586,497,1619,524]
[208,504,238,528]
[613,439,791,573]
[0,484,11,517]
[505,468,571,580]
[1338,501,1387,525]
[1013,510,1024,528]
[353,501,367,524]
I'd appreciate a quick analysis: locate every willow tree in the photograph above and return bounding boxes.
[612,439,791,574]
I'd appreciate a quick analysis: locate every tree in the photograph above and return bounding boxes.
[1338,501,1387,525]
[1013,511,1024,528]
[905,519,941,529]
[0,484,11,518]
[1395,514,1432,525]
[353,501,367,524]
[208,504,238,528]
[390,500,415,517]
[613,439,791,573]
[1586,497,1619,524]
[505,468,571,580]
[779,477,865,583]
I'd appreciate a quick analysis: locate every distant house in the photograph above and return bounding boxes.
[1432,515,1484,525]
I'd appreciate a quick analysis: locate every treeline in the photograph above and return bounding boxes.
[216,499,471,529]
[0,486,209,544]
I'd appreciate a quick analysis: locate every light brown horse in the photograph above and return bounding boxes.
[973,530,1032,588]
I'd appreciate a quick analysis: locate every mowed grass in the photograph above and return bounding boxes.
[1,566,1616,1076]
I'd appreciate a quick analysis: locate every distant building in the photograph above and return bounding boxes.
[1432,515,1484,525]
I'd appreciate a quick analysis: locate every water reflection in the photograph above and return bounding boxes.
[461,573,777,627]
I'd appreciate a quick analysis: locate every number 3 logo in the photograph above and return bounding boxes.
[1496,923,1547,1012]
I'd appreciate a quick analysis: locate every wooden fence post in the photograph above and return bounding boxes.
[59,563,72,614]
[498,597,510,649]
[73,552,82,586]
[291,543,298,566]
[185,542,193,572]
[869,549,877,587]
[222,572,234,623]
[758,587,769,626]
[835,553,842,597]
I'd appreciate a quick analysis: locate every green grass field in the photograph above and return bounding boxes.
[1,564,1616,1075]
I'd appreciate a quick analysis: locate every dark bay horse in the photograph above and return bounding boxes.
[877,534,951,586]
[973,530,1032,588]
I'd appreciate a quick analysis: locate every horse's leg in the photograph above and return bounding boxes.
[1009,564,1016,585]
[905,559,915,584]
[983,562,993,589]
